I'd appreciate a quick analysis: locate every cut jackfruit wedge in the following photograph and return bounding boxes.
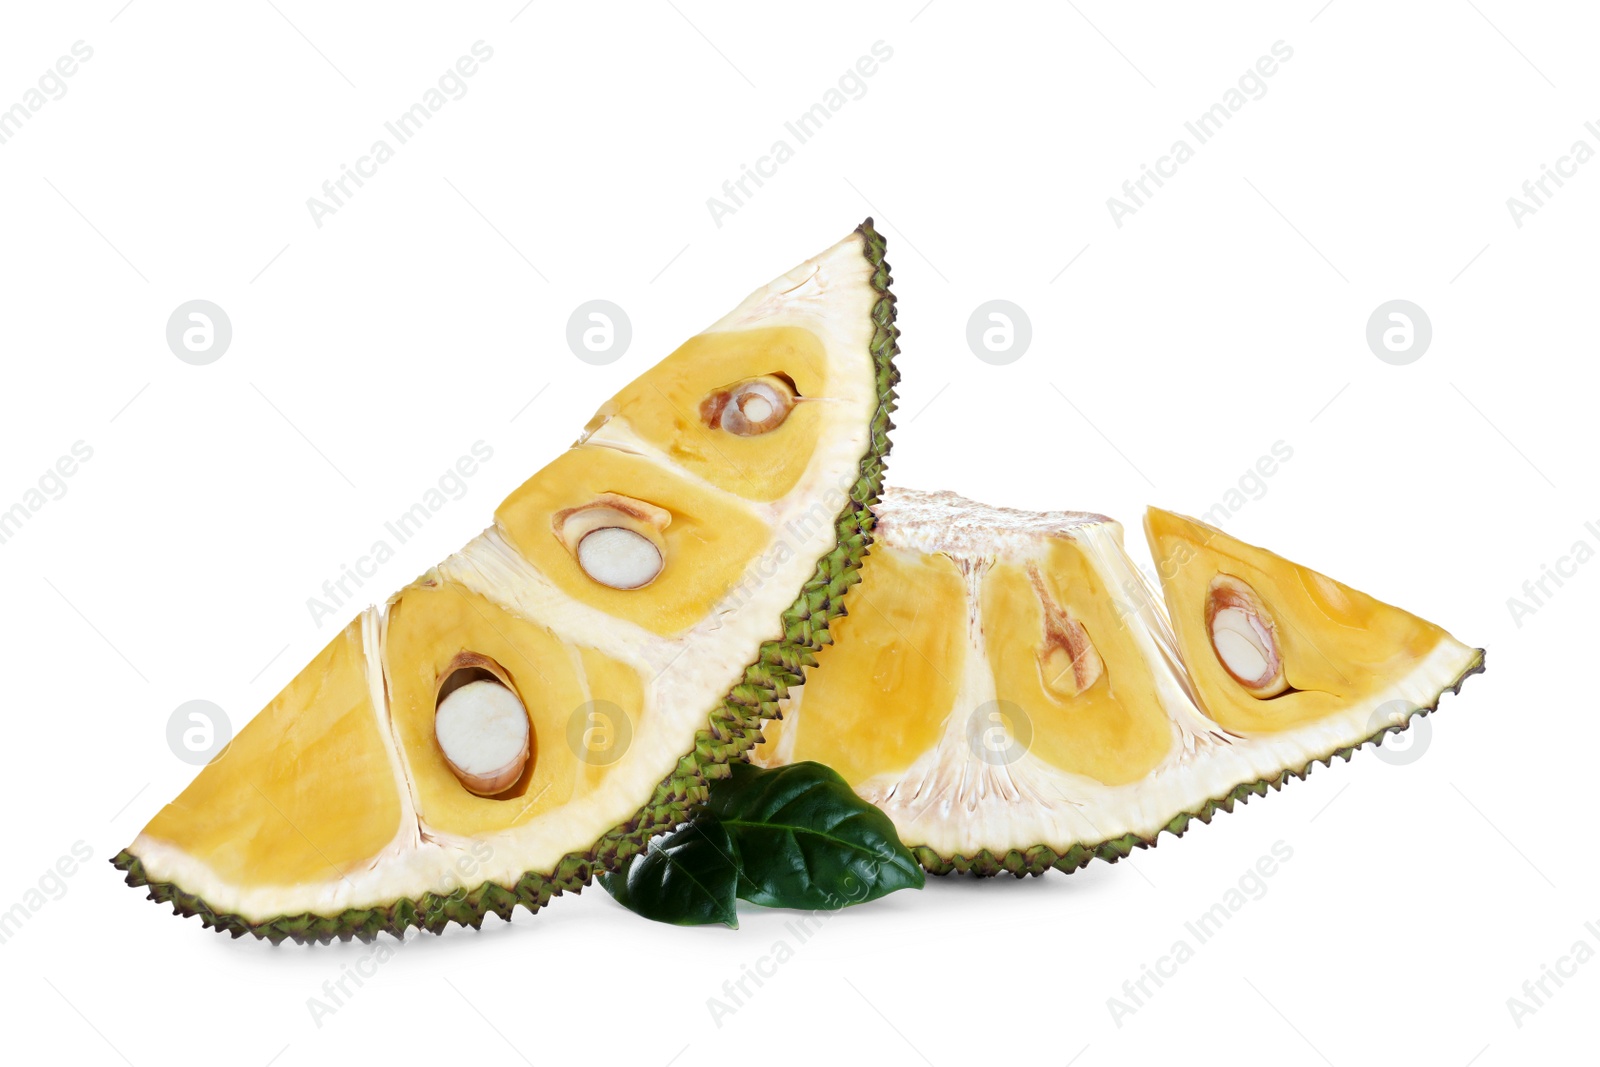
[114,221,899,941]
[752,489,1482,877]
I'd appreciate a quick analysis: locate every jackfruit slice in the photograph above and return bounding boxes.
[752,488,1482,876]
[113,221,899,941]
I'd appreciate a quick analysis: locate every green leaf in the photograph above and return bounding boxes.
[708,761,925,910]
[600,818,741,928]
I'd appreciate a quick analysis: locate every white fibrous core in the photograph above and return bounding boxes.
[435,680,530,796]
[578,526,664,590]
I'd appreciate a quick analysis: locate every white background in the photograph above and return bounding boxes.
[1,2,1594,1065]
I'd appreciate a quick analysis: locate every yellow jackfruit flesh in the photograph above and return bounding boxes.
[753,489,1482,876]
[114,221,900,941]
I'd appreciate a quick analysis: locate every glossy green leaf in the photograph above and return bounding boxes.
[601,818,741,928]
[709,761,925,910]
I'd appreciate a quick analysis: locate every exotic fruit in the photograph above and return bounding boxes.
[113,221,900,941]
[751,489,1483,876]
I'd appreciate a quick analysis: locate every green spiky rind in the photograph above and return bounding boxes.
[910,649,1485,878]
[111,219,900,944]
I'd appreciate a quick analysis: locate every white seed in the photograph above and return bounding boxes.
[715,377,795,436]
[1204,574,1291,698]
[578,526,664,589]
[1210,607,1273,685]
[741,392,774,424]
[435,680,529,796]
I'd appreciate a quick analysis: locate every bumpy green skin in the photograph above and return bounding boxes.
[111,219,901,944]
[911,651,1485,878]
